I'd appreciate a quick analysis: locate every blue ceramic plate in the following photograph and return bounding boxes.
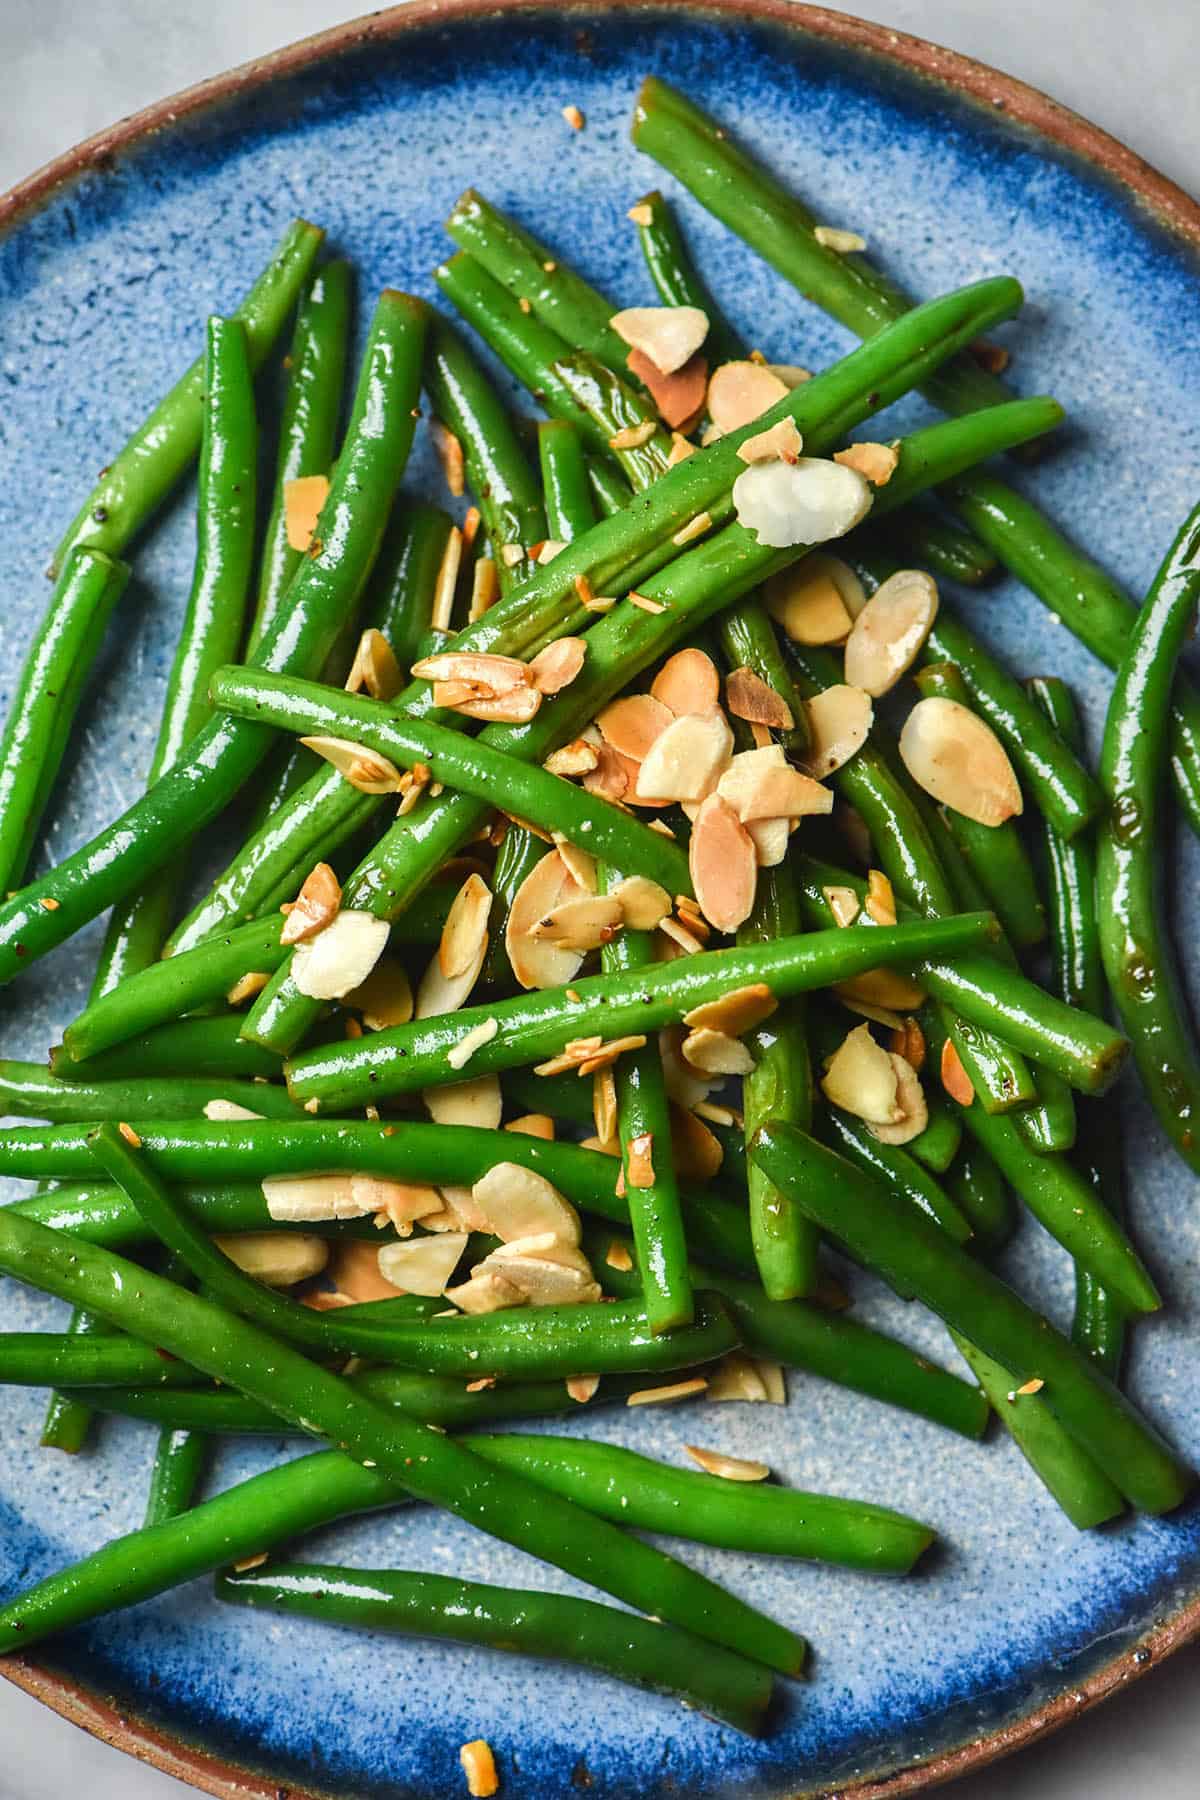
[2,4,1200,1794]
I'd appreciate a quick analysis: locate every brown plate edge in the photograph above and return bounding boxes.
[2,2,1200,1795]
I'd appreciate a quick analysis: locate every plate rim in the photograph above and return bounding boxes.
[2,2,1199,1794]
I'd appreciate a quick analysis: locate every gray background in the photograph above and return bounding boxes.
[0,1,1197,1795]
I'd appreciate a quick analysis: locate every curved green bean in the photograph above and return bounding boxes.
[538,419,598,543]
[817,1106,972,1246]
[945,1144,1016,1254]
[144,1426,208,1527]
[631,187,742,364]
[0,1061,297,1123]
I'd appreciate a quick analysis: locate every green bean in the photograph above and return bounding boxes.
[250,260,352,652]
[945,1144,1016,1253]
[218,1560,772,1734]
[38,1308,116,1453]
[362,502,455,671]
[749,1122,1187,1512]
[538,420,598,543]
[0,1334,219,1389]
[905,1090,963,1174]
[550,352,675,488]
[0,292,428,988]
[587,1227,989,1440]
[50,1015,283,1082]
[144,1426,209,1527]
[631,188,742,365]
[587,455,633,518]
[951,473,1200,837]
[210,665,692,895]
[0,1061,297,1123]
[0,550,130,898]
[599,867,693,1333]
[866,507,997,587]
[912,662,1047,948]
[51,220,323,576]
[817,1106,972,1246]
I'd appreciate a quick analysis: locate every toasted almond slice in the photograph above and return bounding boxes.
[262,1173,372,1222]
[561,102,585,129]
[636,709,733,804]
[283,473,330,551]
[411,650,531,693]
[581,740,629,803]
[682,981,777,1037]
[623,1131,655,1190]
[536,538,566,565]
[685,1444,771,1482]
[529,637,586,695]
[471,1161,581,1247]
[658,916,706,957]
[834,967,927,1012]
[592,1067,618,1145]
[844,569,939,697]
[226,970,270,1006]
[423,1074,503,1131]
[445,1268,526,1314]
[716,746,831,823]
[746,816,790,867]
[300,1290,357,1312]
[625,346,708,430]
[351,1176,446,1227]
[345,956,414,1030]
[802,685,874,777]
[627,1377,709,1407]
[572,1033,647,1078]
[292,910,389,1001]
[899,697,1023,826]
[890,1016,927,1073]
[627,202,654,226]
[658,1025,717,1109]
[769,363,812,389]
[468,556,499,622]
[611,304,709,375]
[378,1232,468,1297]
[670,1103,724,1181]
[345,627,403,702]
[498,541,526,569]
[694,1100,741,1129]
[544,738,599,777]
[430,418,465,496]
[529,892,624,952]
[865,869,897,926]
[475,1237,601,1306]
[552,839,598,894]
[608,875,671,930]
[707,361,789,434]
[608,419,659,452]
[300,736,404,795]
[867,1052,930,1146]
[941,1037,976,1106]
[822,1022,903,1125]
[214,1231,328,1289]
[834,441,899,486]
[650,647,720,718]
[417,1183,491,1235]
[681,1027,756,1076]
[689,793,757,932]
[596,692,673,761]
[437,873,494,981]
[566,1374,601,1403]
[725,666,793,729]
[814,224,867,253]
[446,1016,499,1071]
[429,525,463,631]
[507,849,586,991]
[671,511,712,548]
[604,1240,634,1273]
[329,1238,407,1302]
[505,1113,555,1142]
[706,1352,769,1403]
[765,565,851,646]
[434,681,543,724]
[579,1133,621,1158]
[666,432,696,466]
[736,417,804,466]
[734,456,872,550]
[203,1098,263,1123]
[823,884,862,928]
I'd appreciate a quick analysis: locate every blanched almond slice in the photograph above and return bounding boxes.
[430,419,465,496]
[834,441,899,486]
[506,1112,555,1140]
[747,817,791,867]
[864,869,897,926]
[608,419,659,452]
[566,1374,600,1403]
[802,685,874,777]
[625,1132,655,1189]
[706,1352,769,1403]
[725,667,793,729]
[554,839,598,893]
[733,456,872,550]
[608,875,671,930]
[473,1236,601,1305]
[838,996,904,1031]
[433,681,542,725]
[596,692,673,761]
[377,1232,468,1296]
[469,556,499,622]
[418,1183,491,1235]
[345,956,413,1029]
[866,1053,929,1146]
[814,225,867,253]
[658,1025,717,1109]
[283,474,329,551]
[446,1016,499,1071]
[716,746,832,822]
[545,739,599,777]
[292,910,390,1001]
[345,627,402,702]
[423,1074,503,1131]
[214,1231,328,1289]
[506,849,585,992]
[627,1377,709,1407]
[330,1239,406,1302]
[683,982,777,1037]
[592,1067,618,1145]
[821,1022,902,1124]
[834,967,927,1011]
[670,1103,725,1180]
[581,740,629,802]
[765,565,851,646]
[637,709,733,803]
[689,793,757,932]
[736,417,803,466]
[844,569,939,697]
[685,1444,770,1482]
[528,637,586,695]
[611,304,709,375]
[416,876,492,1017]
[682,1027,755,1076]
[300,737,404,795]
[650,648,720,718]
[203,1098,263,1123]
[529,892,623,952]
[941,1037,976,1106]
[823,884,862,928]
[769,363,812,388]
[411,650,531,692]
[352,1175,446,1225]
[899,697,1023,826]
[625,347,708,429]
[262,1173,373,1222]
[707,361,789,434]
[226,970,270,1006]
[444,1268,526,1314]
[472,1160,582,1247]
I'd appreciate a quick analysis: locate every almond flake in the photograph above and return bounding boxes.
[430,525,463,632]
[346,956,414,1029]
[566,1374,601,1403]
[814,225,867,253]
[38,896,60,910]
[689,792,757,932]
[536,539,566,565]
[1016,1377,1045,1397]
[608,419,659,452]
[707,361,789,435]
[203,1098,264,1123]
[596,692,673,762]
[627,1377,709,1407]
[118,1122,142,1148]
[890,1016,927,1073]
[734,456,872,550]
[300,737,404,795]
[278,861,343,948]
[736,417,803,465]
[329,1237,407,1302]
[834,441,899,486]
[685,1444,771,1482]
[529,892,623,952]
[865,869,897,926]
[468,557,499,622]
[544,739,599,777]
[899,697,1023,826]
[506,849,587,991]
[747,816,791,867]
[941,1036,976,1106]
[611,304,709,376]
[576,1033,647,1076]
[583,593,617,614]
[461,506,482,551]
[671,511,712,547]
[666,433,696,466]
[423,1074,503,1131]
[292,910,390,1001]
[866,1051,929,1147]
[283,474,330,551]
[473,1235,601,1305]
[845,569,939,697]
[822,884,862,928]
[604,1240,634,1272]
[344,627,402,702]
[528,636,586,695]
[682,1027,755,1076]
[499,542,526,568]
[802,685,874,777]
[627,202,654,226]
[683,983,778,1034]
[561,104,585,129]
[437,873,494,981]
[628,590,667,614]
[716,746,831,823]
[725,666,793,729]
[471,1161,581,1247]
[972,338,1011,375]
[637,708,733,803]
[608,874,671,930]
[626,346,708,430]
[534,1034,645,1079]
[658,915,706,956]
[694,1100,741,1129]
[588,1068,617,1146]
[670,1102,725,1180]
[430,419,465,496]
[445,1015,499,1071]
[822,1022,903,1125]
[766,551,866,646]
[706,1352,768,1403]
[466,1377,497,1392]
[377,1232,468,1296]
[626,1131,655,1189]
[650,647,720,717]
[506,1112,555,1140]
[445,1268,525,1314]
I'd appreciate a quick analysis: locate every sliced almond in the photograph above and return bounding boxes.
[707,361,789,435]
[416,876,492,1017]
[650,648,720,718]
[214,1231,328,1289]
[474,1236,601,1306]
[203,1098,264,1123]
[821,1022,902,1125]
[866,1052,929,1146]
[625,346,708,430]
[608,419,659,452]
[423,1074,503,1131]
[430,419,465,496]
[529,892,623,953]
[802,685,874,777]
[716,747,832,823]
[548,840,595,895]
[329,1238,407,1302]
[725,667,793,729]
[689,793,757,932]
[682,982,776,1037]
[283,474,329,551]
[418,1184,491,1235]
[468,556,499,622]
[671,511,712,548]
[506,849,586,992]
[472,1160,581,1246]
[611,304,709,375]
[226,970,270,1006]
[834,441,899,486]
[627,1377,709,1407]
[682,1027,755,1076]
[300,736,404,796]
[823,885,861,928]
[291,910,390,1001]
[833,967,927,1012]
[581,740,629,803]
[412,650,531,692]
[890,1016,927,1073]
[623,1131,655,1190]
[344,627,403,702]
[736,417,803,466]
[565,1374,601,1404]
[445,1268,526,1314]
[535,1033,646,1079]
[432,681,542,725]
[637,709,733,803]
[377,1232,468,1296]
[429,525,463,632]
[604,1240,634,1272]
[899,697,1023,826]
[544,738,599,777]
[670,1103,724,1181]
[814,224,867,253]
[345,956,414,1030]
[354,1175,445,1227]
[608,875,671,930]
[529,637,586,695]
[596,693,673,762]
[446,1015,499,1071]
[666,432,696,466]
[262,1174,373,1223]
[734,456,872,550]
[592,1067,618,1145]
[706,1352,769,1403]
[844,569,939,698]
[658,1025,717,1109]
[941,1036,976,1106]
[658,916,706,957]
[684,1444,770,1482]
[765,565,851,646]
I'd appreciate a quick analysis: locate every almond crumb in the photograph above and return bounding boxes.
[672,511,712,547]
[232,1551,269,1573]
[628,591,667,614]
[1016,1377,1045,1396]
[940,1037,976,1107]
[566,1374,600,1403]
[561,104,585,130]
[627,1377,709,1407]
[605,1242,634,1272]
[460,1738,500,1798]
[627,202,654,227]
[39,896,60,911]
[118,1122,142,1148]
[465,1377,497,1392]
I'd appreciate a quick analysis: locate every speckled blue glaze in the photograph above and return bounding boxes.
[2,8,1200,1796]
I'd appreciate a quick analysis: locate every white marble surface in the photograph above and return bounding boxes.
[1,1,1198,1795]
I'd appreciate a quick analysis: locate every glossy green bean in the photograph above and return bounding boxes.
[905,1091,963,1174]
[50,1015,283,1082]
[0,1061,297,1123]
[144,1426,208,1527]
[38,1308,115,1453]
[587,455,633,517]
[945,1144,1016,1253]
[817,1107,972,1245]
[867,507,997,586]
[550,352,674,489]
[538,419,598,543]
[631,187,742,364]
